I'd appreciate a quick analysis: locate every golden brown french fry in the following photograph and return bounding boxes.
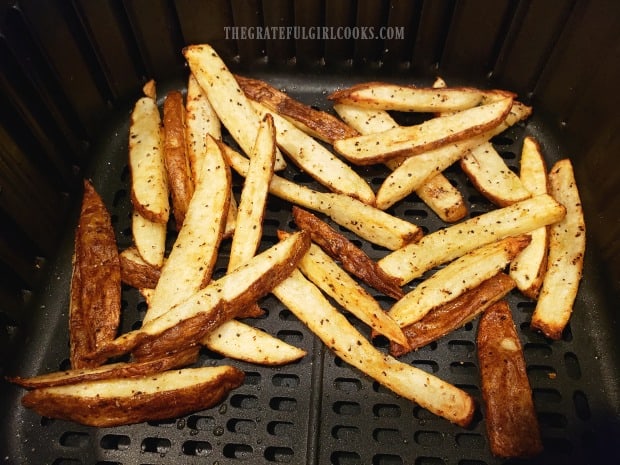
[128,81,170,224]
[142,135,231,324]
[388,235,531,328]
[70,180,121,369]
[163,90,194,228]
[509,137,549,298]
[477,301,543,458]
[131,211,167,268]
[272,269,475,427]
[333,98,513,165]
[531,159,585,339]
[183,44,286,170]
[249,100,376,205]
[379,194,566,285]
[21,366,244,427]
[328,82,513,112]
[236,75,359,143]
[222,143,422,250]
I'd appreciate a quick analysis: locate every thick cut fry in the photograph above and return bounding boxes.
[95,231,310,360]
[477,301,543,458]
[201,320,306,365]
[333,98,513,165]
[128,83,170,224]
[21,366,244,427]
[509,137,549,298]
[379,194,566,285]
[69,180,121,369]
[531,159,585,339]
[163,90,194,228]
[8,349,198,389]
[183,44,286,170]
[222,144,422,250]
[227,114,276,273]
[390,273,515,356]
[460,142,531,206]
[371,102,532,209]
[119,246,161,289]
[236,75,359,143]
[142,135,231,325]
[273,269,475,427]
[292,207,403,299]
[329,82,515,113]
[131,210,167,268]
[334,103,466,220]
[250,100,375,205]
[388,235,531,328]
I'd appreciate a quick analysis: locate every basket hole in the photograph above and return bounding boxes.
[269,396,297,412]
[533,387,562,404]
[227,418,256,435]
[59,431,89,448]
[333,401,361,416]
[447,339,475,355]
[414,430,443,446]
[538,411,568,428]
[268,420,294,437]
[449,361,477,376]
[272,373,299,388]
[455,432,485,449]
[100,434,130,450]
[223,443,253,459]
[527,364,557,382]
[51,460,81,465]
[278,308,297,321]
[523,342,552,358]
[573,390,591,420]
[334,377,362,393]
[411,359,439,373]
[182,440,212,456]
[264,446,294,463]
[332,425,360,440]
[564,352,581,379]
[230,394,258,409]
[330,451,361,465]
[373,403,401,418]
[415,457,447,465]
[244,371,262,385]
[373,428,401,444]
[276,329,303,344]
[372,454,403,465]
[141,437,171,454]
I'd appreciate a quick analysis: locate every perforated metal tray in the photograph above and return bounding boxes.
[2,74,619,465]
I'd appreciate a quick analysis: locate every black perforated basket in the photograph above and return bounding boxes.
[1,1,619,464]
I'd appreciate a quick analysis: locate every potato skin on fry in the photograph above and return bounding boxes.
[119,246,161,289]
[477,301,543,458]
[21,366,244,427]
[70,180,121,369]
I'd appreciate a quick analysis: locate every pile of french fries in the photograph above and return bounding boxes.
[9,43,586,458]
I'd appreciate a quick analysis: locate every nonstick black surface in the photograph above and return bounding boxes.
[2,73,619,465]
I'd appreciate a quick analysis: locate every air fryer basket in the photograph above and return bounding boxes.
[1,1,619,464]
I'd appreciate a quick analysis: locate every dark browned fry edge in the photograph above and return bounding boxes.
[119,248,162,289]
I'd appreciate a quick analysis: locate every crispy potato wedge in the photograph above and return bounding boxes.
[236,75,359,143]
[388,235,531,328]
[69,180,121,369]
[273,269,474,427]
[509,137,550,298]
[460,142,532,206]
[163,90,194,228]
[143,135,230,324]
[379,194,566,285]
[333,103,466,221]
[131,210,167,268]
[21,366,244,427]
[373,102,532,209]
[328,82,513,112]
[119,246,161,289]
[183,44,286,170]
[8,348,198,389]
[201,320,306,365]
[250,100,375,205]
[227,113,276,273]
[531,159,585,339]
[333,98,513,165]
[390,273,515,356]
[222,144,422,250]
[128,82,170,224]
[96,230,310,360]
[477,301,543,458]
[280,231,407,346]
[292,206,403,299]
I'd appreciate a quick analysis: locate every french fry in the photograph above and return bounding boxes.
[222,143,422,250]
[69,180,121,369]
[183,44,286,170]
[142,135,230,325]
[128,81,170,224]
[390,273,515,356]
[163,90,194,228]
[379,194,566,285]
[119,246,161,289]
[387,235,531,328]
[531,159,585,339]
[273,269,475,427]
[131,210,167,268]
[509,137,550,298]
[21,366,245,427]
[236,75,359,143]
[328,82,514,112]
[249,100,376,205]
[477,301,543,458]
[333,97,513,165]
